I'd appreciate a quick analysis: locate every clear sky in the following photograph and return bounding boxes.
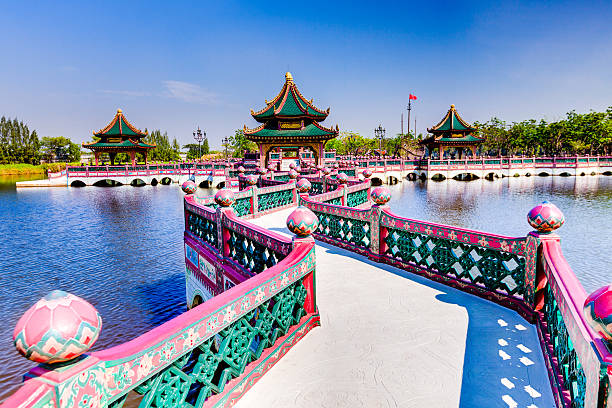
[1,1,611,149]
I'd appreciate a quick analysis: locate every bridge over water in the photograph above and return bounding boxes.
[3,175,611,408]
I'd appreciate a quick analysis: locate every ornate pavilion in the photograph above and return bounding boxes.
[83,109,155,165]
[420,105,484,159]
[245,72,338,168]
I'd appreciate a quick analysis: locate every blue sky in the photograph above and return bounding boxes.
[1,1,611,149]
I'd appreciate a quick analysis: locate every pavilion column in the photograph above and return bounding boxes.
[144,151,148,165]
[110,153,116,165]
[318,142,324,167]
[94,152,100,165]
[439,146,443,159]
[130,151,136,166]
[258,144,266,168]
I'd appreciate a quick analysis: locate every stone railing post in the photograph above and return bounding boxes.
[251,185,258,216]
[368,186,391,262]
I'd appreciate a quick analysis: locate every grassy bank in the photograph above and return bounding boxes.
[0,163,73,175]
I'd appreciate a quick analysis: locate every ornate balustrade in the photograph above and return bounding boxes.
[2,186,320,408]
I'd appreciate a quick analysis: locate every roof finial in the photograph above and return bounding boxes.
[450,104,455,109]
[285,72,293,83]
[117,108,123,114]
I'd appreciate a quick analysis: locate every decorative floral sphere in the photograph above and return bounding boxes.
[583,285,612,341]
[286,206,319,237]
[257,167,266,175]
[337,172,348,184]
[245,174,259,186]
[333,163,339,169]
[371,186,391,205]
[295,166,302,173]
[289,169,299,179]
[289,162,296,169]
[316,165,323,171]
[237,166,245,174]
[362,168,373,178]
[322,167,331,176]
[527,201,565,233]
[296,178,312,193]
[214,189,235,207]
[267,164,276,172]
[181,180,197,194]
[13,290,102,364]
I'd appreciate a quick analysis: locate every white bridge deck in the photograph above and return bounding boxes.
[240,207,555,408]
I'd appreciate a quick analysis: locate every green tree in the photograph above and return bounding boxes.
[228,129,256,158]
[143,130,180,162]
[41,136,81,162]
[0,116,41,164]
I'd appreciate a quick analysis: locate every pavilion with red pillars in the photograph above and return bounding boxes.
[83,109,155,165]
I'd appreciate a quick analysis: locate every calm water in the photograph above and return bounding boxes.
[0,175,611,401]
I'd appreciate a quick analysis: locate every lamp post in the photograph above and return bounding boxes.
[374,124,386,154]
[347,134,357,161]
[222,137,229,159]
[193,127,206,162]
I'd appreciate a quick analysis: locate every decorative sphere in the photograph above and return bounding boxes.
[237,166,245,174]
[527,201,565,233]
[257,167,266,175]
[286,206,319,237]
[371,186,391,205]
[295,166,302,173]
[333,163,339,169]
[267,164,276,172]
[214,189,235,207]
[316,165,323,171]
[245,174,259,186]
[362,168,373,178]
[182,180,197,194]
[289,169,299,179]
[322,168,331,176]
[296,178,312,193]
[289,162,296,169]
[337,172,348,184]
[13,290,102,364]
[583,285,612,341]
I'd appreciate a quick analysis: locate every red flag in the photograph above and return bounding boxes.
[409,94,417,100]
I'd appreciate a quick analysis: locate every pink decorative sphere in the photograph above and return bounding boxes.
[362,168,373,178]
[257,167,266,175]
[245,174,259,186]
[267,164,276,172]
[295,166,302,173]
[322,167,331,176]
[289,162,296,169]
[289,169,299,179]
[527,201,565,233]
[237,166,245,174]
[337,172,348,184]
[181,180,197,194]
[286,206,319,237]
[371,186,391,205]
[296,178,312,193]
[13,290,102,364]
[333,163,339,169]
[316,165,323,171]
[214,189,235,207]
[584,285,612,341]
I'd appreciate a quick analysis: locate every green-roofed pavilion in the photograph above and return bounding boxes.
[420,105,484,159]
[83,109,155,165]
[245,72,338,168]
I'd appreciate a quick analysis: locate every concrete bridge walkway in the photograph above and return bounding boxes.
[239,207,555,408]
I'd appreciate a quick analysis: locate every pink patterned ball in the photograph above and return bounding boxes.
[316,165,323,171]
[333,163,339,169]
[527,201,565,233]
[296,178,312,193]
[13,290,102,364]
[286,206,319,237]
[214,189,235,207]
[289,162,296,169]
[584,285,612,341]
[362,168,373,178]
[245,174,259,186]
[337,172,348,184]
[257,167,266,175]
[289,169,299,179]
[295,166,302,173]
[322,168,331,176]
[267,164,276,172]
[237,166,245,174]
[371,186,391,205]
[181,180,197,194]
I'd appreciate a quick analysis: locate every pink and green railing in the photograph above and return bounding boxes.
[2,187,321,407]
[294,171,612,408]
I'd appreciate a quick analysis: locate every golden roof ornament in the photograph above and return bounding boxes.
[117,108,122,114]
[285,72,293,83]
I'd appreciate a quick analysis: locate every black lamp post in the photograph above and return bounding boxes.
[375,124,386,153]
[222,137,229,159]
[193,127,206,162]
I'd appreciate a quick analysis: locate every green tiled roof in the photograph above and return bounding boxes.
[428,105,475,133]
[247,123,336,138]
[84,139,155,149]
[94,109,147,137]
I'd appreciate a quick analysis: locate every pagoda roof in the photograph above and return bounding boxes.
[419,134,484,146]
[428,105,476,133]
[83,139,156,150]
[244,122,338,141]
[250,73,330,122]
[93,109,148,137]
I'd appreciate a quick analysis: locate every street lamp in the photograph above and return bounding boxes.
[193,127,206,162]
[222,137,229,159]
[374,124,386,153]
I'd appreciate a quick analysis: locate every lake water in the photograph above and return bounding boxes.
[1,175,611,401]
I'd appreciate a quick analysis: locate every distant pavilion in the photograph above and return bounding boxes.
[83,109,155,165]
[245,72,338,168]
[420,105,484,159]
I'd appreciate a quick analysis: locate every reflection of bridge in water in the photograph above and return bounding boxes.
[3,173,611,408]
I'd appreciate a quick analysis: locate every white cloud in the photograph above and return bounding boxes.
[162,80,217,104]
[99,90,152,97]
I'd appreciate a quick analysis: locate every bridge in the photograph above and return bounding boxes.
[3,174,611,408]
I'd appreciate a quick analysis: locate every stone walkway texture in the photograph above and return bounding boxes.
[238,207,555,408]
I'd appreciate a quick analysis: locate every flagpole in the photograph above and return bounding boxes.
[401,113,404,135]
[407,98,412,138]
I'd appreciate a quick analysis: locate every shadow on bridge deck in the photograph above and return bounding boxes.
[242,208,554,408]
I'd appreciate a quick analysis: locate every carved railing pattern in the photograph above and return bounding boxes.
[346,188,369,207]
[233,197,251,217]
[258,189,294,212]
[310,181,324,195]
[315,210,371,249]
[186,209,218,249]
